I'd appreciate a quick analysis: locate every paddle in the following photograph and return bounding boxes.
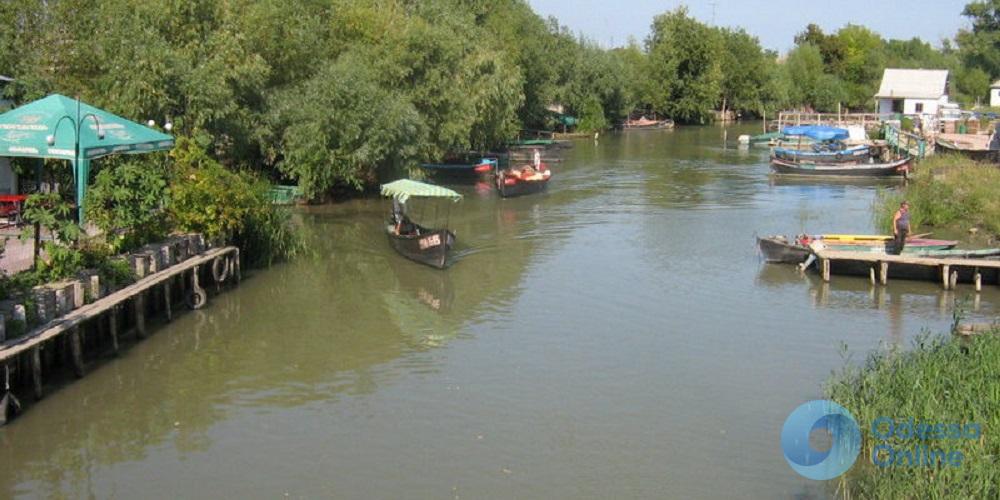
[908,232,932,240]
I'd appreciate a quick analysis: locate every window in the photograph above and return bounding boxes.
[915,102,924,113]
[892,99,904,113]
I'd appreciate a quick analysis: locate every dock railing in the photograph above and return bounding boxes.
[772,112,896,131]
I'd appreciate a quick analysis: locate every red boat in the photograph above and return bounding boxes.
[496,164,551,198]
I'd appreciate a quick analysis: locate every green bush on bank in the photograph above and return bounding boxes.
[875,154,1000,237]
[826,331,1000,498]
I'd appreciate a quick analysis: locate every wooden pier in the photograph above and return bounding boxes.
[813,248,1000,291]
[0,242,240,417]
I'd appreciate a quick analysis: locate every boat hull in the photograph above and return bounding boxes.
[758,235,963,264]
[773,146,870,163]
[770,157,909,177]
[757,236,811,263]
[386,226,456,269]
[496,171,550,198]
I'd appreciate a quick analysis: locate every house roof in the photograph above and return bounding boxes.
[874,69,949,99]
[992,79,1000,88]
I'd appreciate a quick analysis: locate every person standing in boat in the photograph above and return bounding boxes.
[533,148,541,170]
[891,201,910,254]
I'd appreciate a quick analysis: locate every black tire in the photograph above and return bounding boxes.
[211,256,229,283]
[186,289,207,310]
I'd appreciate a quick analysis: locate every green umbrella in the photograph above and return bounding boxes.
[0,94,174,223]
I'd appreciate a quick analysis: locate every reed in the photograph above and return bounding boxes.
[826,330,1000,499]
[875,154,1000,238]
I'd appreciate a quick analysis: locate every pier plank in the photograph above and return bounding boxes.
[0,247,238,363]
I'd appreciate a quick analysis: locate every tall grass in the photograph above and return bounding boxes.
[827,331,1000,499]
[874,154,1000,237]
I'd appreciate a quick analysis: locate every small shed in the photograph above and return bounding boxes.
[875,69,950,116]
[991,79,1000,108]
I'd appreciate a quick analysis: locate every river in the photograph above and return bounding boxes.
[2,124,997,499]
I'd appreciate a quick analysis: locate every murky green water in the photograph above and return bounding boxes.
[2,125,998,499]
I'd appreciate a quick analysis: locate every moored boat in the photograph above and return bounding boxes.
[419,157,497,178]
[757,235,811,263]
[772,144,870,163]
[381,180,463,269]
[758,234,962,264]
[770,156,910,177]
[622,116,674,130]
[496,164,551,198]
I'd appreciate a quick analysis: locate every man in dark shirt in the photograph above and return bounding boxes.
[891,201,910,255]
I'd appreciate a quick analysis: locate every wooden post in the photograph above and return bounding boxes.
[950,270,959,290]
[69,326,84,378]
[942,265,950,290]
[822,259,831,282]
[974,269,982,292]
[135,293,147,339]
[879,261,889,285]
[164,281,173,322]
[869,267,876,285]
[109,306,120,355]
[31,346,42,400]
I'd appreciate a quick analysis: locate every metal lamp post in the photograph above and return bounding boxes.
[46,97,104,225]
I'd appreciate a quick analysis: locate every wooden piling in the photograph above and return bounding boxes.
[941,265,950,290]
[974,269,982,292]
[135,293,147,338]
[30,347,42,400]
[164,281,173,322]
[879,261,888,285]
[109,306,120,355]
[821,259,831,282]
[69,326,84,377]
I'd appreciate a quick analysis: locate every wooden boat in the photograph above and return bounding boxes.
[419,157,497,178]
[622,117,674,130]
[908,248,1000,259]
[935,135,1000,163]
[757,234,961,264]
[757,236,811,263]
[380,180,462,269]
[770,156,910,177]
[496,164,551,198]
[384,224,456,269]
[772,145,870,163]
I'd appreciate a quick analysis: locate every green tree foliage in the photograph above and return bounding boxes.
[645,7,722,123]
[718,29,774,117]
[957,0,1000,79]
[784,44,845,112]
[86,159,171,253]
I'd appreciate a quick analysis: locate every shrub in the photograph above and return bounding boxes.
[86,157,171,253]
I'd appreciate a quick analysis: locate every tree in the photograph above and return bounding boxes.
[957,0,1000,78]
[718,28,771,117]
[784,43,845,112]
[645,7,722,123]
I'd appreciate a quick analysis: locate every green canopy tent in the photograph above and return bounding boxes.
[0,94,174,223]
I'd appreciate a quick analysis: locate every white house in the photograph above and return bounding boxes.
[874,69,950,116]
[991,79,1000,107]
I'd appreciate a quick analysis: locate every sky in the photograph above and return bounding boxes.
[526,0,971,52]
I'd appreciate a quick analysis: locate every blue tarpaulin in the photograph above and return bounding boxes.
[781,125,849,141]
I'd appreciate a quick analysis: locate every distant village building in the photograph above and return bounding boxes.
[874,69,950,116]
[991,79,1000,108]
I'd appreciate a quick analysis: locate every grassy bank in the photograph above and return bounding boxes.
[875,154,1000,239]
[827,331,1000,498]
